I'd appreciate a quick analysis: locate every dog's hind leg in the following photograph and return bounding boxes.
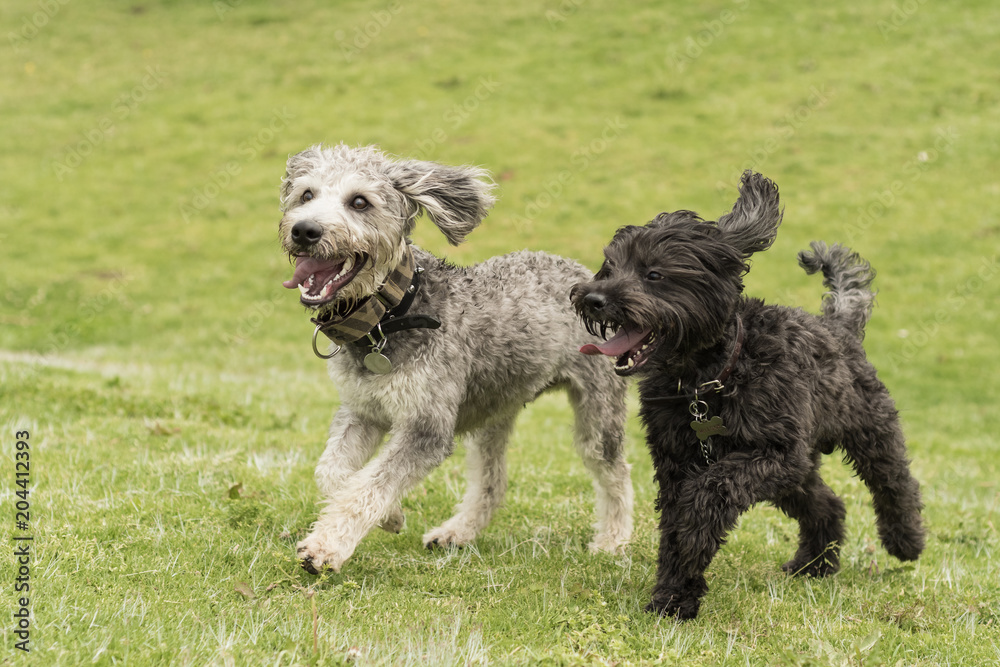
[841,416,925,562]
[774,470,846,577]
[314,408,403,532]
[566,371,633,554]
[422,416,515,549]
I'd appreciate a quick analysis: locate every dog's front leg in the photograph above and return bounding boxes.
[653,447,810,619]
[315,407,386,497]
[314,407,403,531]
[647,457,706,620]
[297,419,456,574]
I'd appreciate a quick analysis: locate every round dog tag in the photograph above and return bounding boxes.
[363,351,392,374]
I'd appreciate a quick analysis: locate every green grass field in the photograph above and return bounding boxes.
[2,0,999,664]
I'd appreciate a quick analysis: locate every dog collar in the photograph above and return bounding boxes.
[645,315,745,405]
[710,314,744,388]
[310,247,441,360]
[656,315,744,464]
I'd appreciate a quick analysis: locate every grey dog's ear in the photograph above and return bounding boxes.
[716,171,783,257]
[280,146,322,210]
[385,159,496,245]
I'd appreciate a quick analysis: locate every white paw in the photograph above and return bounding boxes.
[296,532,354,574]
[422,519,478,549]
[588,531,630,555]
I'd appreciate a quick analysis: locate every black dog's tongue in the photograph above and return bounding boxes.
[580,327,651,356]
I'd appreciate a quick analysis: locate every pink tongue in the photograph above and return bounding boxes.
[579,327,652,356]
[282,256,342,289]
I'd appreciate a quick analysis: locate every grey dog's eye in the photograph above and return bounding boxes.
[350,196,369,211]
[646,271,664,281]
[301,190,314,203]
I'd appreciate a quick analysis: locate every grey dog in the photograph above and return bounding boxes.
[571,172,925,619]
[277,144,633,573]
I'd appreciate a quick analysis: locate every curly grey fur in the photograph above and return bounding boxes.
[571,173,924,620]
[383,158,496,245]
[277,144,633,574]
[798,241,877,339]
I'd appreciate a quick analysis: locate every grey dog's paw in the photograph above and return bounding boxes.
[378,507,406,533]
[422,520,477,549]
[296,533,351,574]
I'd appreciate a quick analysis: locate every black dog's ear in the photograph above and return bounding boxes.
[648,210,704,228]
[280,146,322,211]
[716,171,783,257]
[385,159,496,245]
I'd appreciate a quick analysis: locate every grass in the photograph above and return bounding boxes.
[1,0,999,664]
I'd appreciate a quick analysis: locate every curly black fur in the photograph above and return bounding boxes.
[571,172,925,620]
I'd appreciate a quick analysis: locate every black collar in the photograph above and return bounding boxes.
[310,253,441,360]
[349,266,440,352]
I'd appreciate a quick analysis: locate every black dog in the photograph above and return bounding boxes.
[571,172,925,619]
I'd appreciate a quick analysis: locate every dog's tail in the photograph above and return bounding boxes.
[797,241,876,339]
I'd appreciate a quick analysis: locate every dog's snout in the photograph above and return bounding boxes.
[290,220,323,246]
[583,292,608,311]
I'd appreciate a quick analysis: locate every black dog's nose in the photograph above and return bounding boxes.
[583,292,607,311]
[290,220,323,246]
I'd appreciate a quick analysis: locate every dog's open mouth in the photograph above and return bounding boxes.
[580,326,657,376]
[282,253,367,307]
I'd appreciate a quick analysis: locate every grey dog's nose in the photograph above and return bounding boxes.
[290,220,323,246]
[583,292,607,311]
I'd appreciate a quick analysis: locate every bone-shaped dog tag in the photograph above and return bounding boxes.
[691,416,728,441]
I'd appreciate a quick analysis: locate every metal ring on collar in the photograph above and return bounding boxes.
[312,324,343,360]
[688,399,710,419]
[697,379,725,394]
[365,322,388,353]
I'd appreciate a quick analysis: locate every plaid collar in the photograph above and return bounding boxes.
[311,247,417,346]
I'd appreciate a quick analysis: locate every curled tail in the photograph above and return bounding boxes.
[797,241,876,339]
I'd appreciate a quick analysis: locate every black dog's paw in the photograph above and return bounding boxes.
[645,595,700,620]
[781,555,839,578]
[878,519,926,562]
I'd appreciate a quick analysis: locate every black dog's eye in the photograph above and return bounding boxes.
[301,190,314,203]
[646,270,664,281]
[350,196,369,211]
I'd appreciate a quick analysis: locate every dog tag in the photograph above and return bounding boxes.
[363,351,393,374]
[691,416,728,441]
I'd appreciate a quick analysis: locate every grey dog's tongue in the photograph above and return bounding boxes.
[282,256,341,289]
[579,328,651,356]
